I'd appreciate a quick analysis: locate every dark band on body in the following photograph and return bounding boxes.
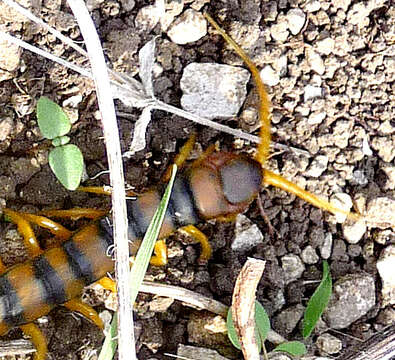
[62,240,95,285]
[33,255,67,305]
[0,276,25,326]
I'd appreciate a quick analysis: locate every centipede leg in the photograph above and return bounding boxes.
[263,169,358,219]
[96,276,116,292]
[19,323,47,360]
[3,209,44,257]
[149,239,168,266]
[40,208,108,221]
[179,225,212,264]
[64,299,104,329]
[162,133,197,182]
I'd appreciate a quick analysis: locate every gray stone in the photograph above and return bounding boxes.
[281,254,305,284]
[366,197,395,229]
[324,273,375,329]
[273,304,305,334]
[231,214,263,252]
[301,245,319,264]
[316,333,342,355]
[376,245,395,306]
[180,63,250,120]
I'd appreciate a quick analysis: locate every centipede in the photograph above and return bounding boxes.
[0,14,357,360]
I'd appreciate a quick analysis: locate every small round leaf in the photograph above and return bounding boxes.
[37,96,71,139]
[274,341,307,356]
[226,309,241,350]
[49,144,84,190]
[52,135,70,147]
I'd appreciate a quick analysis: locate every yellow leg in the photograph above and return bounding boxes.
[20,323,47,360]
[162,133,197,183]
[3,209,43,257]
[263,170,359,220]
[204,13,271,166]
[179,225,212,264]
[96,276,117,293]
[149,239,168,266]
[77,186,113,195]
[40,208,108,221]
[64,299,104,329]
[0,258,7,274]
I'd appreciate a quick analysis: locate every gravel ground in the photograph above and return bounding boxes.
[0,0,394,359]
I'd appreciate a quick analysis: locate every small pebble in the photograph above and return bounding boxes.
[260,65,280,86]
[304,85,323,101]
[286,8,306,35]
[330,193,353,223]
[231,214,263,252]
[366,197,395,229]
[281,254,305,284]
[376,245,395,306]
[316,333,343,355]
[320,233,333,259]
[0,39,21,71]
[167,9,206,44]
[342,217,367,244]
[306,47,325,75]
[305,155,328,177]
[301,245,319,264]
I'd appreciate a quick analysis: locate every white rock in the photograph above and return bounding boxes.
[330,193,353,223]
[306,47,325,75]
[342,218,367,244]
[320,233,333,259]
[316,37,335,55]
[231,214,263,252]
[260,65,280,86]
[281,254,305,284]
[271,20,289,42]
[305,155,328,177]
[316,333,342,355]
[286,8,306,35]
[304,85,322,101]
[377,245,395,306]
[301,245,319,264]
[180,63,250,119]
[366,197,395,229]
[304,0,321,12]
[167,9,207,44]
[308,111,326,125]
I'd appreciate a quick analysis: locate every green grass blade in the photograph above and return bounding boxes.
[274,341,307,356]
[302,260,332,338]
[36,96,71,139]
[98,165,177,360]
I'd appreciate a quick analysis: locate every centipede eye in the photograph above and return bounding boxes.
[220,158,262,205]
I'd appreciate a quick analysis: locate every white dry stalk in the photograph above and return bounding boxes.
[65,2,134,360]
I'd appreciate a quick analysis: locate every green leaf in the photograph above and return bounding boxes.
[48,144,83,190]
[98,165,177,360]
[274,341,307,356]
[52,135,70,147]
[37,96,71,139]
[255,301,270,342]
[226,302,270,351]
[226,308,241,350]
[302,260,332,338]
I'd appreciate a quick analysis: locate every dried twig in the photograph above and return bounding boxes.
[232,258,266,360]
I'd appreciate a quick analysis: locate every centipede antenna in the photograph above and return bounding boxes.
[204,13,272,166]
